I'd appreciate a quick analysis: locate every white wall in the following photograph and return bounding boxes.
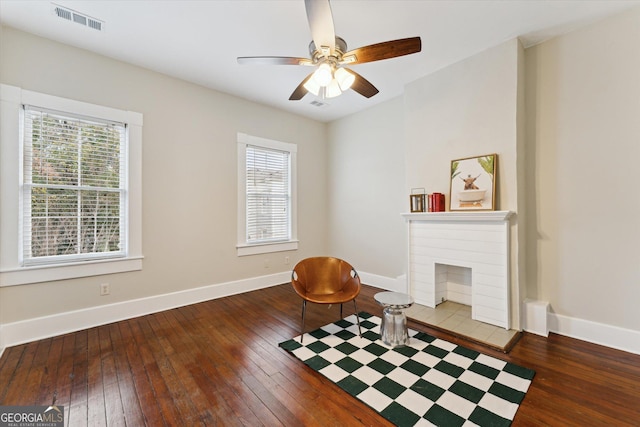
[327,97,407,284]
[525,8,640,336]
[404,39,525,329]
[0,27,328,330]
[328,8,640,351]
[326,40,527,327]
[2,5,640,355]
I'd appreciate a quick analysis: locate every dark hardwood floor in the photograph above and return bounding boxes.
[1,283,639,426]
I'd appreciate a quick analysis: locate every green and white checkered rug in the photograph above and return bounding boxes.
[279,312,534,427]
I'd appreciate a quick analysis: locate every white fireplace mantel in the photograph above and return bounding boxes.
[402,210,514,329]
[401,211,513,222]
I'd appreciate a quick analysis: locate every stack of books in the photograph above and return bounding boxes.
[427,193,446,212]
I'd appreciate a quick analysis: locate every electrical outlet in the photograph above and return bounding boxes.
[284,256,290,265]
[100,283,110,296]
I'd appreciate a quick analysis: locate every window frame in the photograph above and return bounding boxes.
[236,133,298,256]
[21,105,128,266]
[0,84,143,286]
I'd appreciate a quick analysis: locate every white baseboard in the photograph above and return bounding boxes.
[3,270,637,358]
[0,269,395,355]
[0,271,290,354]
[358,269,640,356]
[360,272,407,293]
[549,312,640,355]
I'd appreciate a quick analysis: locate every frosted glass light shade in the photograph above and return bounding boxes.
[325,79,342,98]
[303,77,321,96]
[313,63,333,87]
[335,67,355,91]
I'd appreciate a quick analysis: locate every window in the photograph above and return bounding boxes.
[237,133,297,256]
[0,84,143,286]
[22,106,126,265]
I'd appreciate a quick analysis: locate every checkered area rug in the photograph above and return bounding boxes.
[279,312,535,427]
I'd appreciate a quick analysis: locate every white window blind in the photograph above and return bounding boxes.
[22,106,127,265]
[245,144,291,243]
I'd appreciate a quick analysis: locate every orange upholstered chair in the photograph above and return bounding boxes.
[291,257,362,342]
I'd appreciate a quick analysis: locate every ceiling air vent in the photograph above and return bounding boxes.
[87,19,102,31]
[53,5,71,21]
[53,4,104,31]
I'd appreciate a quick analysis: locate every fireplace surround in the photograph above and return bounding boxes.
[402,211,514,329]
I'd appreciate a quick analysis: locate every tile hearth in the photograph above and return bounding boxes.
[406,301,520,352]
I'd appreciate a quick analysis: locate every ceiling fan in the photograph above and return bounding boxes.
[237,0,422,101]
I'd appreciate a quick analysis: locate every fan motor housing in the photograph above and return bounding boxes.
[309,36,348,64]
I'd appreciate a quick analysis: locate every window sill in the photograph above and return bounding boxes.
[0,256,144,287]
[236,240,298,257]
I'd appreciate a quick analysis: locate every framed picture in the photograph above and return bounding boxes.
[449,154,497,211]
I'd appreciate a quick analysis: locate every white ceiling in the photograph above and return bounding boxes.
[1,0,638,122]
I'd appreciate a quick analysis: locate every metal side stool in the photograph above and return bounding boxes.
[374,291,414,347]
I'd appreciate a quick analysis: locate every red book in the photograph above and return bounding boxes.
[427,194,434,212]
[433,193,445,212]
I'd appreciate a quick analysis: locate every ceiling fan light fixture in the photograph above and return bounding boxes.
[303,77,321,96]
[239,1,421,101]
[313,63,333,86]
[335,67,355,91]
[325,79,342,98]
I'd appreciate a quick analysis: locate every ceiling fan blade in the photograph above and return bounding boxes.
[305,0,335,56]
[348,70,379,98]
[237,56,313,66]
[341,37,422,65]
[289,73,314,100]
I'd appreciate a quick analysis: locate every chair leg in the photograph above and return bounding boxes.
[353,299,362,337]
[340,303,343,318]
[300,300,307,343]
